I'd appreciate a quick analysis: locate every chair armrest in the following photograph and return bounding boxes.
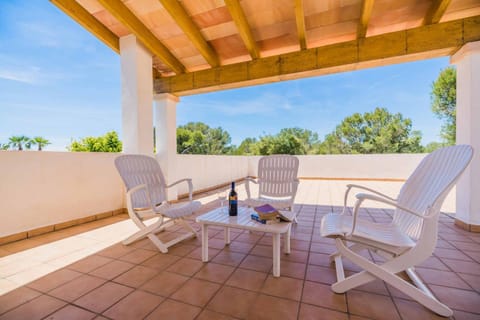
[126,184,155,212]
[341,184,396,215]
[346,193,427,237]
[245,177,258,200]
[166,178,194,201]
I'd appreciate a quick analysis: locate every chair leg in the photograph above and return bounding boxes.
[332,238,453,317]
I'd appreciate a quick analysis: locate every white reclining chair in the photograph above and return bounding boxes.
[245,155,300,214]
[115,154,201,253]
[321,145,473,317]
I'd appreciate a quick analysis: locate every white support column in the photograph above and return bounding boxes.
[154,93,179,200]
[120,35,153,155]
[451,41,480,232]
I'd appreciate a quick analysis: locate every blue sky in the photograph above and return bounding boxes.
[0,1,448,151]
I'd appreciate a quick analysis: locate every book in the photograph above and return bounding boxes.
[254,204,279,220]
[277,210,294,222]
[251,213,277,225]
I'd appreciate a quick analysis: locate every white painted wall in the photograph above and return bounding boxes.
[0,152,428,236]
[0,152,124,236]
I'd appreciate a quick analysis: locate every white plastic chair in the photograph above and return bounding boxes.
[245,155,300,213]
[320,145,473,317]
[115,154,201,253]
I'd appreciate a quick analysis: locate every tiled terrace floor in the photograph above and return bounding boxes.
[0,180,478,320]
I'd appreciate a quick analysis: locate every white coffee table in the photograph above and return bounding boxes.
[196,206,293,277]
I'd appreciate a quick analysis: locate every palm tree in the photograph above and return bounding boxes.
[8,135,30,151]
[0,143,9,150]
[30,137,51,151]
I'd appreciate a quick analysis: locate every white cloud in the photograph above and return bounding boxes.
[0,67,40,84]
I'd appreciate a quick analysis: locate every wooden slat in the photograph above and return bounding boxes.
[50,0,119,53]
[159,0,219,67]
[224,0,260,59]
[97,0,185,74]
[294,0,307,50]
[357,0,375,38]
[423,0,452,25]
[155,16,480,95]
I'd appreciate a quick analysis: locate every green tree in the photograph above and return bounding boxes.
[0,143,9,150]
[424,141,447,153]
[68,131,122,152]
[319,107,424,154]
[431,66,456,145]
[233,137,257,155]
[8,135,30,151]
[248,127,320,155]
[177,122,232,154]
[29,137,51,151]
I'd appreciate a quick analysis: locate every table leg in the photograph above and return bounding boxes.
[284,225,291,254]
[202,224,209,262]
[224,227,230,245]
[272,233,280,277]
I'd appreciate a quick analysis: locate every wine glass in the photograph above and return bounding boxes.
[217,189,227,212]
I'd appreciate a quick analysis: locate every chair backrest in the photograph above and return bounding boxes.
[115,154,167,209]
[258,155,299,198]
[394,145,473,240]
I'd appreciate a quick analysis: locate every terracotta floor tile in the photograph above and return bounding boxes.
[186,247,220,261]
[0,294,66,320]
[394,298,447,320]
[140,253,181,270]
[67,255,112,273]
[207,286,258,318]
[281,260,306,279]
[27,268,82,293]
[418,256,450,271]
[310,242,337,255]
[450,240,480,252]
[195,309,236,320]
[261,275,303,300]
[45,305,96,320]
[207,238,230,250]
[212,251,246,266]
[49,274,106,302]
[194,263,235,283]
[416,268,471,290]
[97,244,135,259]
[103,290,164,320]
[305,264,338,285]
[225,268,268,291]
[235,233,262,244]
[434,248,474,261]
[74,282,133,313]
[457,272,480,291]
[347,291,401,320]
[450,310,480,320]
[167,244,197,257]
[308,252,333,267]
[113,265,159,288]
[140,271,189,297]
[441,258,480,275]
[247,294,299,320]
[0,286,41,315]
[298,303,349,320]
[250,244,273,258]
[430,285,480,314]
[145,299,201,320]
[301,281,347,312]
[239,255,272,273]
[166,257,204,276]
[89,260,134,280]
[118,248,157,264]
[290,239,311,251]
[171,278,221,307]
[281,250,309,263]
[225,240,255,253]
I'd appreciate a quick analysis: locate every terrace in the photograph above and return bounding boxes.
[1,0,479,319]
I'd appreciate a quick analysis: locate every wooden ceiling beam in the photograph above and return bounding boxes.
[97,0,185,74]
[155,16,480,95]
[357,0,375,38]
[158,0,219,67]
[224,0,260,59]
[294,0,307,50]
[50,0,119,53]
[423,0,452,25]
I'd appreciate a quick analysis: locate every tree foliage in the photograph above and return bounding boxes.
[8,135,30,150]
[252,128,320,155]
[430,67,456,145]
[29,137,51,151]
[68,131,122,152]
[177,122,232,154]
[318,107,424,154]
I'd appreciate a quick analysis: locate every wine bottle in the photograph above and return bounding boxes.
[228,181,238,216]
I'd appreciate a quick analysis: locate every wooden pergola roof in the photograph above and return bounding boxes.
[52,0,480,95]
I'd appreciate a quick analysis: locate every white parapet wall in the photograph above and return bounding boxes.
[0,151,125,237]
[0,152,428,237]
